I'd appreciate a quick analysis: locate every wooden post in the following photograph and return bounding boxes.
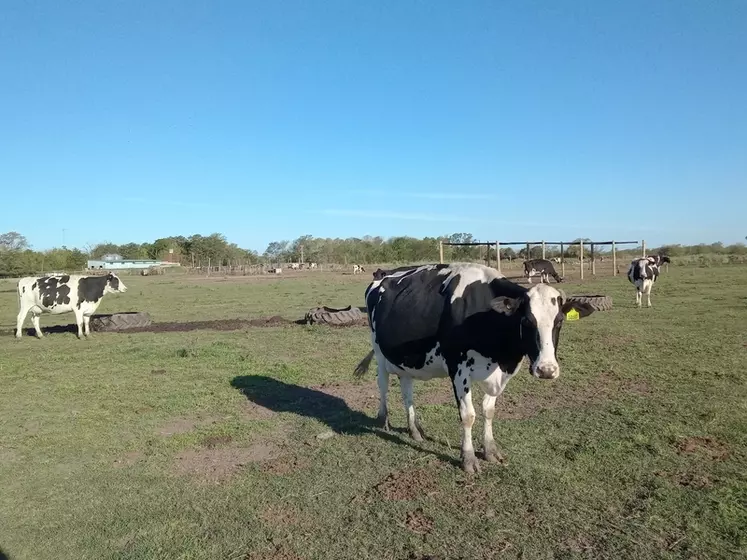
[591,243,596,275]
[526,242,530,260]
[560,242,565,278]
[579,241,584,280]
[486,244,490,267]
[612,241,617,276]
[496,242,501,274]
[642,239,646,257]
[207,257,211,277]
[439,240,444,264]
[542,241,546,259]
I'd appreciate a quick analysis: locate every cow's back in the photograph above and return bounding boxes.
[369,266,448,357]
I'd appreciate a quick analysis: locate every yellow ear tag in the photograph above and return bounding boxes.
[565,308,580,321]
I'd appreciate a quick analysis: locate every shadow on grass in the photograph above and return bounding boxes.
[0,546,11,560]
[230,375,459,467]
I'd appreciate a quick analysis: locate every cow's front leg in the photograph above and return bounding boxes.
[481,393,503,463]
[83,315,91,337]
[73,309,84,339]
[398,375,424,441]
[451,364,479,473]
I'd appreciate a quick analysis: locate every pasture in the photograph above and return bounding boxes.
[0,265,745,559]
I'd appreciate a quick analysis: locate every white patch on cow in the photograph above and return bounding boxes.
[526,283,562,378]
[439,263,504,303]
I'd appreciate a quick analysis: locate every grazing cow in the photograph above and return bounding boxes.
[523,259,563,283]
[627,256,668,307]
[289,263,301,270]
[645,254,671,267]
[309,262,318,269]
[16,273,128,339]
[551,257,562,264]
[354,263,595,472]
[353,264,365,275]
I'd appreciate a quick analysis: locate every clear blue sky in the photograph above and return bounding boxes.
[1,0,745,252]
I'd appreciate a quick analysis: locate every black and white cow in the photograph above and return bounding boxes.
[353,264,365,275]
[523,258,563,283]
[354,263,595,473]
[627,256,667,307]
[16,273,128,339]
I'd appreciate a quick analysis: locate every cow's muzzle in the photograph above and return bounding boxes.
[532,362,559,380]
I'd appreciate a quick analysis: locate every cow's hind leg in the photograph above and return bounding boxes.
[451,364,479,473]
[31,311,43,339]
[16,304,30,339]
[398,375,424,441]
[376,359,391,431]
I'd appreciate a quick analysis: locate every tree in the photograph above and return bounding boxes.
[0,231,29,251]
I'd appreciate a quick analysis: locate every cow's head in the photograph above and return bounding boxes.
[105,272,128,293]
[491,284,594,379]
[372,268,388,280]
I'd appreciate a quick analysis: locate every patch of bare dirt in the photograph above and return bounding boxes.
[309,381,380,411]
[0,449,21,464]
[674,471,714,489]
[240,400,277,420]
[200,434,233,448]
[156,415,219,436]
[261,455,310,476]
[244,544,303,560]
[173,442,283,483]
[405,508,434,535]
[563,535,596,555]
[676,436,730,461]
[113,450,144,468]
[376,466,440,501]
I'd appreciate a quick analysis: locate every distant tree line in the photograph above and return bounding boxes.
[1,230,745,277]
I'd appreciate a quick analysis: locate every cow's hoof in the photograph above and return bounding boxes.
[409,426,424,442]
[377,413,391,432]
[461,453,481,474]
[483,442,505,464]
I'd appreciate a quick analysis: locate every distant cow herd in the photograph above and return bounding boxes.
[13,253,672,472]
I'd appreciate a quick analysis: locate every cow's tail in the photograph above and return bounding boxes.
[354,350,375,377]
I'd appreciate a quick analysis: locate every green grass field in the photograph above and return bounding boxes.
[1,266,746,559]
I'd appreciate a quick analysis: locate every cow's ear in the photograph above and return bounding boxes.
[561,301,595,318]
[491,296,522,315]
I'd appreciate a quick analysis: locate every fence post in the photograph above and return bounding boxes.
[612,241,617,276]
[591,243,596,275]
[642,239,646,257]
[496,241,501,274]
[579,241,584,280]
[526,242,530,259]
[541,241,546,259]
[560,242,565,278]
[439,240,444,264]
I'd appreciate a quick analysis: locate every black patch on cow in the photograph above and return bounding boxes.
[465,357,475,368]
[36,276,72,308]
[22,286,25,293]
[60,275,70,283]
[77,275,109,308]
[31,282,37,290]
[107,273,120,291]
